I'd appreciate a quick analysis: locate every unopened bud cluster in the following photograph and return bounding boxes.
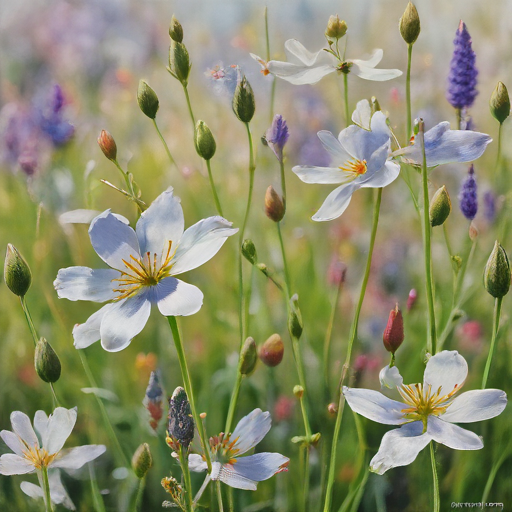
[4,244,32,297]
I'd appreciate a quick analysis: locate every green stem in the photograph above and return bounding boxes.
[206,159,224,216]
[482,446,510,503]
[406,44,413,141]
[430,442,440,512]
[264,7,277,122]
[134,477,145,512]
[279,159,287,207]
[152,119,178,169]
[264,6,270,62]
[113,160,145,213]
[89,463,106,512]
[343,73,349,127]
[323,187,382,512]
[456,108,462,130]
[276,222,291,291]
[323,279,343,397]
[216,482,224,512]
[167,316,212,472]
[179,446,194,512]
[41,466,54,512]
[183,84,196,129]
[482,297,503,389]
[224,370,243,434]
[302,447,310,512]
[20,296,38,346]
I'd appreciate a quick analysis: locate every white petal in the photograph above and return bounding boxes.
[136,188,184,258]
[33,411,49,441]
[370,422,431,475]
[73,304,115,349]
[171,217,238,275]
[250,53,267,69]
[20,480,44,500]
[284,39,329,66]
[343,387,406,425]
[230,453,289,482]
[311,183,358,222]
[231,409,271,456]
[89,210,140,270]
[317,130,352,161]
[267,61,335,85]
[154,277,204,317]
[212,462,257,491]
[351,49,383,68]
[423,350,468,398]
[441,389,507,423]
[59,210,129,226]
[427,416,483,450]
[43,408,77,455]
[357,142,390,181]
[99,294,151,352]
[0,454,35,475]
[379,365,403,389]
[292,165,355,185]
[0,430,24,456]
[360,160,400,189]
[10,411,38,448]
[47,470,76,510]
[51,445,106,469]
[351,99,372,130]
[351,64,403,81]
[188,454,208,473]
[54,267,119,302]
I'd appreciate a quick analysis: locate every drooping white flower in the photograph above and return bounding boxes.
[292,104,400,221]
[344,351,507,475]
[21,470,76,510]
[188,409,289,490]
[54,188,238,352]
[251,39,402,86]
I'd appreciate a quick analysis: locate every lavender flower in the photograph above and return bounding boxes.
[266,115,289,162]
[483,190,496,223]
[447,21,478,110]
[459,164,478,220]
[39,85,74,147]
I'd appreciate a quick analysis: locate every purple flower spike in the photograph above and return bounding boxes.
[459,164,478,220]
[483,190,496,223]
[447,21,478,110]
[39,85,74,147]
[266,114,289,162]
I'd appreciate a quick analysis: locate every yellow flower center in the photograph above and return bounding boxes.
[112,241,177,301]
[22,445,56,470]
[339,158,367,176]
[209,433,241,465]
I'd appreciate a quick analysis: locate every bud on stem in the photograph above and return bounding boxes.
[484,241,511,298]
[490,82,510,124]
[97,130,117,162]
[259,334,284,367]
[137,80,159,119]
[383,304,404,354]
[429,185,451,227]
[232,76,255,123]
[265,186,285,222]
[195,121,216,160]
[35,338,61,383]
[240,337,258,375]
[4,244,32,297]
[399,2,421,45]
[132,443,153,479]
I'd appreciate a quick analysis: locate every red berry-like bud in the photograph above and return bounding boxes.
[98,130,117,161]
[406,288,417,311]
[259,334,284,367]
[383,304,404,354]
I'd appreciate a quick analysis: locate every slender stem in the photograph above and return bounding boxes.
[279,159,287,207]
[264,7,277,122]
[41,466,54,512]
[343,73,349,127]
[167,316,212,472]
[418,127,437,354]
[482,297,503,389]
[224,370,244,434]
[183,84,196,129]
[323,281,343,397]
[227,488,234,512]
[497,123,503,171]
[134,477,145,512]
[113,160,145,213]
[20,296,38,346]
[49,384,59,408]
[193,474,211,506]
[89,463,106,512]
[269,78,277,123]
[264,6,270,62]
[206,159,224,216]
[482,445,510,503]
[302,447,310,512]
[455,108,462,130]
[216,482,225,512]
[406,44,413,141]
[179,446,194,512]
[152,119,177,169]
[323,187,382,512]
[430,442,440,512]
[276,223,291,291]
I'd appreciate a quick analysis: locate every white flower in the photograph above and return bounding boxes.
[251,39,402,86]
[292,105,400,221]
[54,188,238,352]
[21,470,76,510]
[188,409,289,490]
[379,364,403,389]
[0,407,106,477]
[344,351,507,475]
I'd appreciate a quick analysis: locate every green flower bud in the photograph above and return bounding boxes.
[325,15,347,40]
[137,80,159,120]
[97,130,117,162]
[169,41,190,86]
[241,239,257,265]
[371,96,381,113]
[240,337,258,375]
[490,82,510,124]
[288,294,303,340]
[168,387,195,449]
[232,76,255,123]
[310,432,322,446]
[484,241,511,298]
[265,186,285,223]
[132,443,153,479]
[293,385,304,398]
[259,334,284,367]
[4,244,32,297]
[169,15,183,43]
[34,338,61,383]
[195,121,216,160]
[429,185,451,227]
[399,2,421,45]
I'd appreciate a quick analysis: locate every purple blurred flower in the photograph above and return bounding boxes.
[483,190,496,223]
[38,85,75,147]
[266,114,289,162]
[459,164,478,220]
[143,371,164,431]
[447,21,478,110]
[298,136,331,167]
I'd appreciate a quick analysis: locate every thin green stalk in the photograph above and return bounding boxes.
[78,350,130,467]
[279,159,287,206]
[193,474,211,506]
[343,73,349,127]
[113,160,145,213]
[497,123,503,171]
[183,84,196,129]
[152,119,178,169]
[264,6,270,62]
[227,488,234,512]
[323,187,382,512]
[406,44,413,141]
[41,466,54,512]
[89,463,107,512]
[276,223,291,291]
[455,108,462,130]
[482,297,503,389]
[178,446,194,512]
[134,478,145,512]
[206,159,223,216]
[302,447,310,512]
[20,296,38,346]
[167,316,212,472]
[323,280,343,397]
[430,442,440,512]
[418,126,437,354]
[216,482,224,512]
[482,446,510,503]
[224,369,243,434]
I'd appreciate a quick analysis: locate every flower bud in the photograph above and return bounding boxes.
[168,387,195,449]
[484,241,511,298]
[265,186,285,222]
[399,2,421,45]
[288,294,303,340]
[132,443,153,479]
[383,304,404,354]
[232,75,255,123]
[143,371,164,431]
[371,96,381,113]
[241,239,257,265]
[469,222,478,241]
[490,82,510,124]
[310,432,321,446]
[325,15,347,40]
[406,288,417,311]
[34,338,61,383]
[137,80,159,120]
[327,403,337,417]
[259,334,284,367]
[429,185,451,227]
[240,337,258,375]
[4,244,32,297]
[169,15,183,43]
[97,130,117,161]
[195,121,216,160]
[169,41,190,85]
[293,385,304,398]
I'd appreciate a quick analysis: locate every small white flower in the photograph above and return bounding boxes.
[21,470,76,510]
[379,364,403,389]
[54,188,238,352]
[344,351,507,475]
[251,39,402,86]
[188,409,289,490]
[292,103,400,221]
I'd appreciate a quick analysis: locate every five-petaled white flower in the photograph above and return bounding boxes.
[54,188,238,352]
[188,409,289,490]
[292,102,400,221]
[251,39,402,85]
[344,351,507,475]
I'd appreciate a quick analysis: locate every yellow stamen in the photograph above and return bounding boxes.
[339,158,367,176]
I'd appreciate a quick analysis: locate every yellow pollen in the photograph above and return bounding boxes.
[339,158,367,176]
[22,446,56,470]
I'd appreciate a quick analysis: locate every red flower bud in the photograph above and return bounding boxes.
[259,334,284,367]
[98,130,117,161]
[406,288,417,311]
[383,304,404,354]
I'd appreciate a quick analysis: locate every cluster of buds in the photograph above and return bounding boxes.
[161,476,186,510]
[166,387,195,451]
[143,371,164,431]
[325,15,347,40]
[168,16,190,86]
